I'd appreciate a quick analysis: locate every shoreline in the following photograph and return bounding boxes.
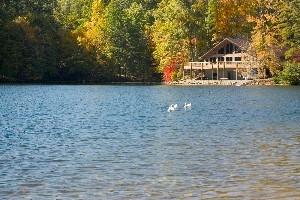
[0,79,283,86]
[168,78,275,86]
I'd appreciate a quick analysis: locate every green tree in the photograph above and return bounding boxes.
[0,1,61,82]
[104,0,155,81]
[54,0,103,82]
[0,0,99,82]
[74,0,108,81]
[55,0,93,30]
[277,0,300,59]
[274,62,300,85]
[152,0,190,73]
[183,0,209,61]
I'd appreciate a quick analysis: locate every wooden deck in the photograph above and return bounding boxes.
[184,61,256,70]
[183,61,257,80]
[169,79,274,86]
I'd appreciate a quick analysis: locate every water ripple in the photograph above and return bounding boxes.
[0,85,299,199]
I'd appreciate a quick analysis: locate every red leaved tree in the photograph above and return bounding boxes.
[163,60,177,82]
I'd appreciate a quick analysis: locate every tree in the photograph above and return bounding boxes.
[74,0,108,81]
[104,0,155,81]
[247,0,281,76]
[184,0,209,60]
[55,0,93,30]
[274,62,300,85]
[152,0,190,73]
[0,0,101,82]
[0,1,61,82]
[206,0,256,43]
[277,0,300,59]
[163,59,177,82]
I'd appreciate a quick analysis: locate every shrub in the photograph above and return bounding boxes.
[177,67,183,80]
[274,62,300,85]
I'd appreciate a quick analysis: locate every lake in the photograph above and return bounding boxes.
[0,85,299,199]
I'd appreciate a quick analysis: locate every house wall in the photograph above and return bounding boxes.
[197,68,244,80]
[185,61,254,80]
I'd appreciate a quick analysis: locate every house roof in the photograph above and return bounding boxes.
[201,38,250,58]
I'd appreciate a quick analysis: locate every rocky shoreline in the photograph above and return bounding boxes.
[169,78,275,86]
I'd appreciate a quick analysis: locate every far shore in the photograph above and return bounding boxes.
[0,78,281,86]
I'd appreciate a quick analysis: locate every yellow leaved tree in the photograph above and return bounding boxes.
[247,0,282,77]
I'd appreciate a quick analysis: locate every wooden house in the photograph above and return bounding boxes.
[184,38,257,80]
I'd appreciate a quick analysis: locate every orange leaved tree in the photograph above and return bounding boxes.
[163,60,177,82]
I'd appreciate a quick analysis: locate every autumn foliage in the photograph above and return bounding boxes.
[0,0,300,84]
[163,60,177,82]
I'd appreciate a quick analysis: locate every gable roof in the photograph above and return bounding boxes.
[201,38,250,58]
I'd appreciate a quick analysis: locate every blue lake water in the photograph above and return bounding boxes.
[0,85,299,199]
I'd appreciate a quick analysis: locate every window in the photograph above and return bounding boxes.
[218,57,224,61]
[226,57,232,61]
[226,43,233,54]
[235,57,241,61]
[218,47,224,54]
[210,57,217,62]
[213,73,217,80]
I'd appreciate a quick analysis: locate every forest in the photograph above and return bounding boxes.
[0,0,299,84]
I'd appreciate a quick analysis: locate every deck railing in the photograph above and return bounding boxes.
[183,61,258,80]
[184,61,256,70]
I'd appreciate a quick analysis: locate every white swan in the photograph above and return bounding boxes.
[168,104,178,112]
[184,102,191,108]
[167,104,175,112]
